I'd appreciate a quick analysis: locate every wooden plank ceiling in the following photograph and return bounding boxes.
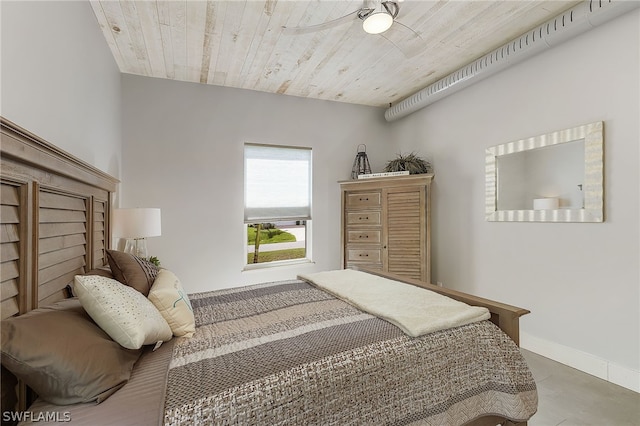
[90,0,580,108]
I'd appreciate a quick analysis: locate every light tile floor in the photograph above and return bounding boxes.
[522,350,640,426]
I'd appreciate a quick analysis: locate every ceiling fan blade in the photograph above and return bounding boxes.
[378,20,424,58]
[282,10,359,35]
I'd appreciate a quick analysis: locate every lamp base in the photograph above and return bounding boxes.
[123,238,148,259]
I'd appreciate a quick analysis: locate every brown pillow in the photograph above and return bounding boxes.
[106,250,159,296]
[0,298,142,405]
[85,266,114,279]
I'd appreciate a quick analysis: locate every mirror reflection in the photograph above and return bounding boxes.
[496,139,585,211]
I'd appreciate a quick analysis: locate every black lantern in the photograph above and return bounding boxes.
[351,144,372,179]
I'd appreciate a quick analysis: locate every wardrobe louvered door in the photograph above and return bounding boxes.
[1,181,24,319]
[385,188,425,280]
[38,189,88,306]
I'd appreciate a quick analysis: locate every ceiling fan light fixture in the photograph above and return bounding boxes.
[362,11,393,34]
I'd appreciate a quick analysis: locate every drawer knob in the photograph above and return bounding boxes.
[359,253,369,257]
[358,235,369,239]
[359,216,368,220]
[360,197,369,201]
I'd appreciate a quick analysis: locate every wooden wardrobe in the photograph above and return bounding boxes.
[339,174,433,283]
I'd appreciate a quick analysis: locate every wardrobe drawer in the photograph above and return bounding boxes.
[346,211,381,226]
[347,230,381,244]
[347,248,382,263]
[346,192,381,209]
[346,263,382,272]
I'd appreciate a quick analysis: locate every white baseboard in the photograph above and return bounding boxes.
[520,332,640,393]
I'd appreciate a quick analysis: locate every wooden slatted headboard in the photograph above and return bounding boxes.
[0,117,118,319]
[1,117,119,414]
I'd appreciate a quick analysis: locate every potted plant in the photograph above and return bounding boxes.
[384,152,432,174]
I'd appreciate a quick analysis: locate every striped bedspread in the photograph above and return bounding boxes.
[163,279,537,425]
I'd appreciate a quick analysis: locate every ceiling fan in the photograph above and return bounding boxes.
[282,0,422,57]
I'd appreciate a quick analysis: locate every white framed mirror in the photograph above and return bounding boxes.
[485,121,603,222]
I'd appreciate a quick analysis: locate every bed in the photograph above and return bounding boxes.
[0,118,537,426]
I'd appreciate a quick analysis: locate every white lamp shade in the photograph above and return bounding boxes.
[113,208,161,238]
[362,11,393,34]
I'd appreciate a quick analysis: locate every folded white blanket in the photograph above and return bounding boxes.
[298,269,490,337]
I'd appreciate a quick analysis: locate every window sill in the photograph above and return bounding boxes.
[242,258,314,272]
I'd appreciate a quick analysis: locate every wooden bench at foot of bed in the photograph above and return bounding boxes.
[354,268,530,347]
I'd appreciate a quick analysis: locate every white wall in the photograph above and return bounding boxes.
[391,10,639,390]
[121,74,394,293]
[0,1,122,178]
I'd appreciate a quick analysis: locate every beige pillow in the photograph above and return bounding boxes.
[106,250,159,296]
[148,269,195,337]
[74,275,172,350]
[0,298,141,405]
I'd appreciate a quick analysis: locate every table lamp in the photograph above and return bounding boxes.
[112,208,161,258]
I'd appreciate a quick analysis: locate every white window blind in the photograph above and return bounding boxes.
[244,144,312,223]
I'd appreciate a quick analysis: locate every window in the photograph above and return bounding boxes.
[244,144,311,266]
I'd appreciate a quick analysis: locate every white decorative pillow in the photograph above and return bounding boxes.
[148,269,195,338]
[74,275,172,350]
